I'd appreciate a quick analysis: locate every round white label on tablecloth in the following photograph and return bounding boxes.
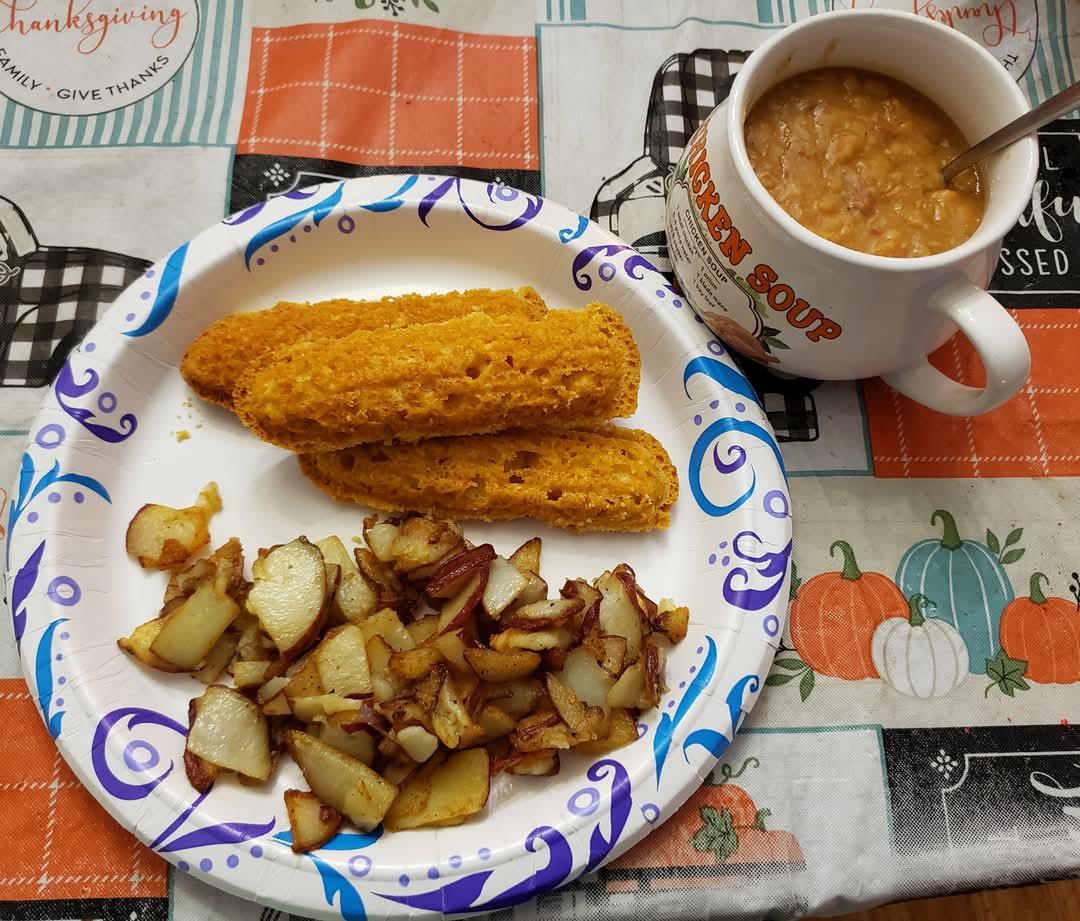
[0,0,199,115]
[829,0,1037,80]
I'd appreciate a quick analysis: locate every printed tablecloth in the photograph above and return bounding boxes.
[1,2,1079,919]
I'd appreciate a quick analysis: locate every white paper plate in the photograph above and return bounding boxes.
[7,175,791,920]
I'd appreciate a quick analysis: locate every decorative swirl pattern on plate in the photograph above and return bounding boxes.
[53,360,137,443]
[244,183,344,269]
[6,453,110,563]
[124,242,188,338]
[377,760,629,914]
[418,177,543,230]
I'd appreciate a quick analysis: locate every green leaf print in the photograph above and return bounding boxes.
[766,646,816,701]
[771,658,806,672]
[984,649,1031,697]
[988,525,1024,565]
[753,808,771,831]
[691,806,739,863]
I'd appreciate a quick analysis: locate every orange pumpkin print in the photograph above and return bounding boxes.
[999,573,1080,684]
[789,540,908,679]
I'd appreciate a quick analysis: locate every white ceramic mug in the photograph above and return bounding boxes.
[664,9,1039,416]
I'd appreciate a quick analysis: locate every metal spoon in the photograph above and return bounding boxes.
[942,79,1080,183]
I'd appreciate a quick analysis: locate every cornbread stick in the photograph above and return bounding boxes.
[181,287,547,409]
[298,426,678,533]
[233,303,641,453]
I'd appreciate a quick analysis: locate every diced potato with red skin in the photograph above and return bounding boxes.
[500,598,583,631]
[150,580,240,670]
[425,545,495,599]
[382,760,418,787]
[234,613,275,663]
[607,660,645,710]
[125,483,220,571]
[247,539,330,659]
[595,569,645,661]
[395,725,440,763]
[483,678,544,720]
[232,659,271,688]
[406,616,440,646]
[554,646,615,711]
[290,693,368,723]
[489,626,574,653]
[460,703,517,747]
[353,548,411,615]
[515,572,549,606]
[376,694,433,734]
[193,633,238,684]
[437,569,487,634]
[482,557,529,618]
[163,558,216,608]
[545,673,603,741]
[462,648,541,683]
[360,608,414,652]
[186,686,271,782]
[510,712,575,752]
[493,748,560,776]
[314,624,372,697]
[586,634,628,678]
[429,631,472,674]
[410,664,449,713]
[388,516,465,574]
[362,519,400,563]
[653,599,690,643]
[316,536,377,624]
[431,678,482,749]
[309,715,377,765]
[367,634,408,703]
[285,789,342,853]
[118,618,188,673]
[383,748,490,831]
[284,655,324,701]
[574,707,639,755]
[389,646,444,681]
[508,537,542,575]
[287,730,397,832]
[641,634,666,710]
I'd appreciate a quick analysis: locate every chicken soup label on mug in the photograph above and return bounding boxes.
[667,119,843,366]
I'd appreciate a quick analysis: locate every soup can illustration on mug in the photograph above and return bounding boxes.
[665,115,783,367]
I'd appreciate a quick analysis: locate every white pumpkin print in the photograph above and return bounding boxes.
[871,594,969,698]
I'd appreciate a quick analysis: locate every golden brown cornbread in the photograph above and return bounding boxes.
[233,303,641,453]
[180,287,547,409]
[298,426,678,533]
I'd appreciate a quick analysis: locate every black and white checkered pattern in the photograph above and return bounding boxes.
[592,49,749,230]
[0,246,149,388]
[763,390,819,442]
[590,47,821,444]
[646,48,749,171]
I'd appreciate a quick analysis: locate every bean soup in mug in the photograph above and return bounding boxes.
[744,67,985,258]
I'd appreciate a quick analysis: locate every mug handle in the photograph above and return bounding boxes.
[881,280,1030,416]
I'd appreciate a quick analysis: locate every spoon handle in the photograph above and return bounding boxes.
[941,79,1080,183]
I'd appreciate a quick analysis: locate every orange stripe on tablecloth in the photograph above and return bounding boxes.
[236,21,539,170]
[0,678,166,901]
[865,309,1080,478]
